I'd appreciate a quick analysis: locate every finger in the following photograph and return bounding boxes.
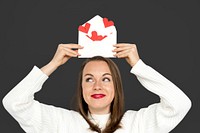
[113,43,134,48]
[58,44,80,56]
[64,47,80,57]
[66,52,79,57]
[112,46,131,53]
[114,49,130,58]
[62,44,84,49]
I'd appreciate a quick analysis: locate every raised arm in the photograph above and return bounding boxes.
[130,59,191,132]
[113,43,191,132]
[2,44,83,133]
[41,44,83,76]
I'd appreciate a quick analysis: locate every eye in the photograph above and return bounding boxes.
[86,78,94,82]
[102,77,111,82]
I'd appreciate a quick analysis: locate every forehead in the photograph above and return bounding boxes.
[83,61,111,74]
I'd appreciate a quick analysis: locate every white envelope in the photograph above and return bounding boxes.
[78,15,117,58]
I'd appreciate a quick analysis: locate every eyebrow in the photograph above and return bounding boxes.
[84,74,93,77]
[103,73,112,76]
[84,73,112,77]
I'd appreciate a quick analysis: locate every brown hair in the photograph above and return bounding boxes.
[76,56,124,133]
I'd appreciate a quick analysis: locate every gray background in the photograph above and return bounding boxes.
[0,0,199,132]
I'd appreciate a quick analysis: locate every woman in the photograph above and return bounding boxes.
[3,43,191,133]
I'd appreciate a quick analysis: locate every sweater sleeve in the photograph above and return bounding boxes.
[2,66,71,133]
[129,59,191,133]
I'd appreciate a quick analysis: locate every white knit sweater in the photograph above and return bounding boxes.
[2,60,191,133]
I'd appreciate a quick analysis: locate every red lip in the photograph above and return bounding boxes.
[91,94,106,99]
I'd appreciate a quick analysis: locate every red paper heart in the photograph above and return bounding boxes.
[86,31,107,41]
[103,18,114,28]
[78,23,90,33]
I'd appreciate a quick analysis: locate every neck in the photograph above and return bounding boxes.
[89,107,110,115]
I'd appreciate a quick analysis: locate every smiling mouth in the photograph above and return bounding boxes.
[91,94,106,99]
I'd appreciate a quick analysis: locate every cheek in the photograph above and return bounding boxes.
[106,85,115,99]
[82,84,91,102]
[82,87,87,96]
[111,84,115,99]
[110,88,115,99]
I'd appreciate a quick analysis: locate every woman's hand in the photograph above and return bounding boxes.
[113,43,140,67]
[41,44,83,76]
[50,44,83,67]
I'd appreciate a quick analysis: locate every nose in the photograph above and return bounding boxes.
[93,80,102,90]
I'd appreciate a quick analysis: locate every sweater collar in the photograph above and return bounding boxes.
[88,112,111,129]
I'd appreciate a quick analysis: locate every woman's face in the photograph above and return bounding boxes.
[82,61,115,114]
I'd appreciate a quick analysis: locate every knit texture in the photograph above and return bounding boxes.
[2,59,191,133]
